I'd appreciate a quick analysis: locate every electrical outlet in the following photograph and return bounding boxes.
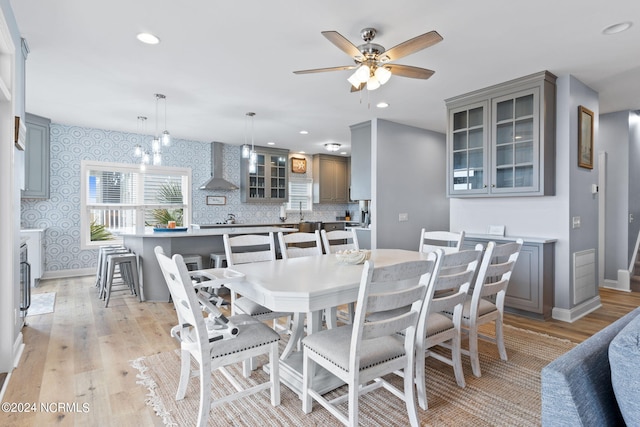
[398,213,409,222]
[572,216,581,229]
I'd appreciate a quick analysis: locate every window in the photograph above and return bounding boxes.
[287,178,312,212]
[81,160,191,249]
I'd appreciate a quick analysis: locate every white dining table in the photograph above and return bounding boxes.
[207,248,429,396]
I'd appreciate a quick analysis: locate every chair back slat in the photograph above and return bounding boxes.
[472,239,523,307]
[224,233,276,266]
[321,229,359,254]
[278,231,323,260]
[419,229,465,254]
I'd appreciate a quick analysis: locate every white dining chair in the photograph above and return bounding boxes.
[154,246,280,427]
[459,239,523,377]
[301,252,441,427]
[415,245,483,410]
[223,233,293,334]
[418,229,465,254]
[320,228,359,324]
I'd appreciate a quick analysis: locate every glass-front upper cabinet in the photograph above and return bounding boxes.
[492,89,539,193]
[446,71,556,198]
[241,146,289,203]
[449,101,488,195]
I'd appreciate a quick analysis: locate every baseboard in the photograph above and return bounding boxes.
[0,371,11,403]
[42,268,95,280]
[13,331,24,369]
[602,277,631,292]
[614,269,631,291]
[552,295,602,323]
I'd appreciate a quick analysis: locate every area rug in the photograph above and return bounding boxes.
[26,292,56,316]
[131,325,575,426]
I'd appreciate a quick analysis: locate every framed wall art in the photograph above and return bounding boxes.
[578,105,594,169]
[291,157,307,174]
[206,196,226,205]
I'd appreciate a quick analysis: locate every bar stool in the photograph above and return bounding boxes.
[95,245,125,289]
[209,252,227,268]
[98,246,130,299]
[181,254,203,271]
[104,252,140,307]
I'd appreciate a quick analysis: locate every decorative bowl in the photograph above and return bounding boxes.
[335,250,371,265]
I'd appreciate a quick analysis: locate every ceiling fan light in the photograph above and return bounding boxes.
[375,66,392,85]
[347,72,361,88]
[366,76,381,91]
[355,65,370,83]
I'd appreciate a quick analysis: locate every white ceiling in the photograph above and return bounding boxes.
[10,0,640,155]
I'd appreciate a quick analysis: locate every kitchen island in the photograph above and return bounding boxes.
[123,226,297,302]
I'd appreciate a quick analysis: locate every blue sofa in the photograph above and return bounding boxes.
[541,306,640,426]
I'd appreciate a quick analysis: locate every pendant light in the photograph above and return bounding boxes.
[158,94,171,146]
[133,116,146,158]
[241,114,251,158]
[246,112,257,173]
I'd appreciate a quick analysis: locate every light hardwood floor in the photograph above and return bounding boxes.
[1,275,639,426]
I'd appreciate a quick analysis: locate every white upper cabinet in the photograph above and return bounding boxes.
[446,71,556,197]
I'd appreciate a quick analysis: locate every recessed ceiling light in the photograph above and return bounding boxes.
[376,102,389,108]
[299,151,306,154]
[299,130,309,135]
[267,141,275,145]
[137,32,160,44]
[602,21,632,35]
[340,151,347,155]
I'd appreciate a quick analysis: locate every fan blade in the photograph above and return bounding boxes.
[387,64,435,79]
[381,30,443,62]
[293,65,357,74]
[322,31,363,59]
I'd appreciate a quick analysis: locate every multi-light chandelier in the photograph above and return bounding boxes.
[133,93,171,169]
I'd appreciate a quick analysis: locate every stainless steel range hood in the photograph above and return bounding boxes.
[199,141,239,190]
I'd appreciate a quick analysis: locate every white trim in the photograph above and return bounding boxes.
[551,295,602,323]
[42,268,95,280]
[80,160,192,249]
[13,332,24,368]
[611,272,631,292]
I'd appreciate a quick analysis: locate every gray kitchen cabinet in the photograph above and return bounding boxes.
[446,71,556,197]
[22,113,51,199]
[313,154,348,203]
[241,146,289,203]
[349,121,371,201]
[463,234,556,319]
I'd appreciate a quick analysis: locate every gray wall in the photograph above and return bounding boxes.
[374,119,448,250]
[567,76,599,293]
[599,111,630,279]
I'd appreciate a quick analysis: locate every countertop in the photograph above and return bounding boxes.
[465,233,557,244]
[121,225,298,238]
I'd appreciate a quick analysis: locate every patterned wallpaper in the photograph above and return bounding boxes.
[21,123,356,274]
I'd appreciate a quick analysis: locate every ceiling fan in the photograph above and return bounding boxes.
[293,27,443,92]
